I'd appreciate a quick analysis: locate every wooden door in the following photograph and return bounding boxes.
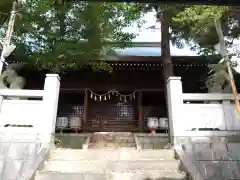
[87,97,138,132]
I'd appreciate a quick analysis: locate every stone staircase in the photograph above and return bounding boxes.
[34,149,188,180]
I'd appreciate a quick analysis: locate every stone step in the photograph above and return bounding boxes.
[43,160,181,173]
[35,171,187,180]
[91,140,136,143]
[93,132,134,136]
[90,137,135,141]
[87,142,136,149]
[49,149,175,161]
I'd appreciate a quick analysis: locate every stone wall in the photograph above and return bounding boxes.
[0,130,50,180]
[176,135,240,180]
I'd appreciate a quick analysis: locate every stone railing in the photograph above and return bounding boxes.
[0,74,60,180]
[167,77,240,180]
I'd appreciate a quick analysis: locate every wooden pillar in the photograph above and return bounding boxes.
[83,89,88,130]
[138,90,143,132]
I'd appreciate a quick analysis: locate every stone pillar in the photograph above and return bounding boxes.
[166,77,183,144]
[222,101,231,131]
[42,74,60,142]
[223,100,240,131]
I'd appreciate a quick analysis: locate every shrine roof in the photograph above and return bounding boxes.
[114,47,197,57]
[3,42,218,66]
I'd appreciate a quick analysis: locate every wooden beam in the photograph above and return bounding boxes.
[138,90,143,132]
[60,88,164,92]
[0,89,44,98]
[83,89,88,129]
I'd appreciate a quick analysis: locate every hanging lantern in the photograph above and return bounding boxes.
[133,94,135,100]
[94,96,97,101]
[99,96,102,101]
[90,93,93,99]
[104,96,107,101]
[124,96,127,102]
[108,94,111,99]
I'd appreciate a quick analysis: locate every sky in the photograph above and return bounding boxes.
[115,11,240,74]
[120,12,240,57]
[121,12,198,56]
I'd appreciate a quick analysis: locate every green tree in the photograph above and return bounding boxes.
[172,5,233,55]
[140,4,194,78]
[0,0,15,25]
[140,4,178,79]
[6,0,143,73]
[172,5,240,93]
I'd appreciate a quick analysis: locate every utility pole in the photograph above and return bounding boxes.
[0,1,17,74]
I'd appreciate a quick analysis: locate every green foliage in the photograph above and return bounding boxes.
[139,4,238,92]
[172,5,240,93]
[205,63,232,93]
[139,4,190,49]
[174,6,228,27]
[172,5,233,55]
[6,1,143,73]
[140,4,238,56]
[139,3,181,78]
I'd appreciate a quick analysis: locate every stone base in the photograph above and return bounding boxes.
[54,133,91,149]
[134,133,169,150]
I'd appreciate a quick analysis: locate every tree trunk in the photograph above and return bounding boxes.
[161,9,174,81]
[161,8,174,138]
[54,1,67,73]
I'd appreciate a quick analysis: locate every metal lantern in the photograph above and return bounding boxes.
[56,117,68,128]
[159,117,168,129]
[69,117,82,129]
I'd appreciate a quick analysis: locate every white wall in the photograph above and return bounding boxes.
[0,100,42,127]
[0,74,60,180]
[182,103,225,130]
[167,76,240,136]
[167,77,240,180]
[0,74,60,134]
